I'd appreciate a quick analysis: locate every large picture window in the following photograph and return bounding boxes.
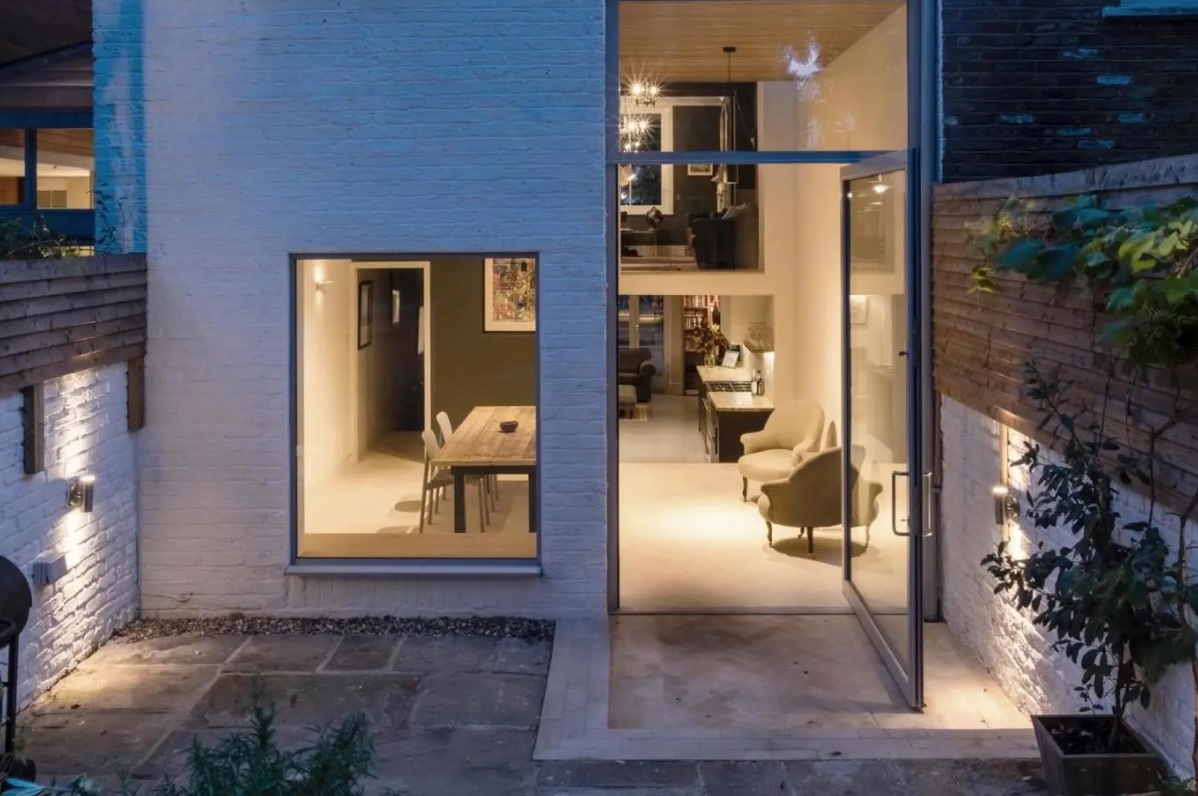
[294,255,539,561]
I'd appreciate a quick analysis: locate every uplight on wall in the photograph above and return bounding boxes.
[992,484,1018,527]
[315,279,334,292]
[68,474,95,513]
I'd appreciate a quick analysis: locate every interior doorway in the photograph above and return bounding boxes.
[606,0,937,711]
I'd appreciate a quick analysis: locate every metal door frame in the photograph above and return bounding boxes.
[839,150,927,709]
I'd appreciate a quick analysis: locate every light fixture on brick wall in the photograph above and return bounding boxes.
[68,474,95,513]
[992,484,1017,526]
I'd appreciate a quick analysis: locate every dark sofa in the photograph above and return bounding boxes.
[617,347,656,403]
[689,202,758,269]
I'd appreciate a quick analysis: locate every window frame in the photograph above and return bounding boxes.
[288,251,544,572]
[1103,0,1198,15]
[0,112,95,244]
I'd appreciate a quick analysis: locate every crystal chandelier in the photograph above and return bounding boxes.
[620,116,652,152]
[625,80,660,108]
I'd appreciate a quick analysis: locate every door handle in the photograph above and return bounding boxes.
[890,470,910,536]
[923,471,938,539]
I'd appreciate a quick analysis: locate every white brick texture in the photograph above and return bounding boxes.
[940,396,1196,775]
[94,0,609,616]
[0,365,139,707]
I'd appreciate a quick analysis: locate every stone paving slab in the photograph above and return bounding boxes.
[189,673,420,731]
[78,635,247,668]
[223,634,340,673]
[20,711,180,777]
[371,728,538,796]
[18,630,1046,796]
[410,673,546,729]
[393,636,500,673]
[325,635,400,671]
[495,637,553,676]
[32,664,219,714]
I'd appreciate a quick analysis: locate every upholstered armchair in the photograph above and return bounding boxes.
[737,399,824,501]
[617,347,656,403]
[757,446,883,552]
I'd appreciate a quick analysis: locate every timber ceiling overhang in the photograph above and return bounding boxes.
[620,1,905,83]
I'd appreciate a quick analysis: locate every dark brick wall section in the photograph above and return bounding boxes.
[941,0,1198,182]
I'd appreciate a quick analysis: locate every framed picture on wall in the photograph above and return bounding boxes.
[687,163,714,177]
[484,257,537,333]
[358,281,373,349]
[848,294,869,326]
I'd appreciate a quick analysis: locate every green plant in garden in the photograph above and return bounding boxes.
[967,194,1198,369]
[0,216,77,260]
[982,362,1198,753]
[63,697,401,796]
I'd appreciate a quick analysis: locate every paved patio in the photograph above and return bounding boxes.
[18,630,1047,795]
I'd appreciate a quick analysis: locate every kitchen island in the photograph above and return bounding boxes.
[696,366,773,463]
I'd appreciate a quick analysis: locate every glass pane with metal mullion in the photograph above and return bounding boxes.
[611,150,889,167]
[23,129,37,208]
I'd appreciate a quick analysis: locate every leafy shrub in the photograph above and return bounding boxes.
[59,698,399,796]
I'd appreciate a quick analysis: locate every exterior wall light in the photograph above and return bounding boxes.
[68,474,95,513]
[992,484,1018,526]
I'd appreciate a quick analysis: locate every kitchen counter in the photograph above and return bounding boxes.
[707,391,774,412]
[696,365,754,384]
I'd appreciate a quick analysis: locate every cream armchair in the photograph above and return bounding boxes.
[737,399,824,501]
[757,446,883,552]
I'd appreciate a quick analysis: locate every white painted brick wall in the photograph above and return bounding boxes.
[0,364,139,707]
[94,0,608,616]
[940,396,1196,775]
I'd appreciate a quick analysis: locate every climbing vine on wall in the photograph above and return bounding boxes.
[968,194,1198,370]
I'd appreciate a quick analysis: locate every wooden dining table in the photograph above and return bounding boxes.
[432,405,537,534]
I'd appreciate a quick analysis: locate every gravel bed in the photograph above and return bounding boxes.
[112,615,555,643]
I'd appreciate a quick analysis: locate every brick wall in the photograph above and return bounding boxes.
[934,156,1198,774]
[941,397,1194,775]
[941,0,1198,181]
[0,364,139,706]
[93,0,608,616]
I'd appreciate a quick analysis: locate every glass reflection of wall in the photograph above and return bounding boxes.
[296,257,538,561]
[36,129,94,209]
[0,129,24,205]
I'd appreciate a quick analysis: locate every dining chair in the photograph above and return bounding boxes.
[419,429,489,533]
[435,411,499,510]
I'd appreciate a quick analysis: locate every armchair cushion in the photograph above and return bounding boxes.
[737,449,796,484]
[758,447,846,530]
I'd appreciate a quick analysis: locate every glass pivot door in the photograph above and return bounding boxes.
[840,151,927,709]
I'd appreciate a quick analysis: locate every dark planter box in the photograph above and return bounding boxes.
[1033,714,1164,796]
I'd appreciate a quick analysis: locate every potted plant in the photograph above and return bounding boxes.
[984,363,1198,796]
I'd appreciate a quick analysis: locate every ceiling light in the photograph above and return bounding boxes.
[872,183,889,194]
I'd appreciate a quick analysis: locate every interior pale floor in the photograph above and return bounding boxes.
[618,395,906,612]
[301,432,534,558]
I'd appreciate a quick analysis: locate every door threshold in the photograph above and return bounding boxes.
[616,605,852,616]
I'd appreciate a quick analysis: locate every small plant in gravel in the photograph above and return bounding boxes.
[59,698,401,796]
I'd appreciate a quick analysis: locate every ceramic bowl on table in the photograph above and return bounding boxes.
[498,420,519,433]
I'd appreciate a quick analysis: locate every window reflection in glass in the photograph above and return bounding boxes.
[0,129,25,205]
[36,129,94,210]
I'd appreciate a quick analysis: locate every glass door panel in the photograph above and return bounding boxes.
[841,152,924,708]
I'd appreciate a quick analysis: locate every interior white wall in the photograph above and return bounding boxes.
[298,259,354,487]
[794,5,908,151]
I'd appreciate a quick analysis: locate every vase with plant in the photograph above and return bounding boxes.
[689,322,729,367]
[983,362,1198,796]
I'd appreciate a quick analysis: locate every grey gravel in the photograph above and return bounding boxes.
[112,615,554,643]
